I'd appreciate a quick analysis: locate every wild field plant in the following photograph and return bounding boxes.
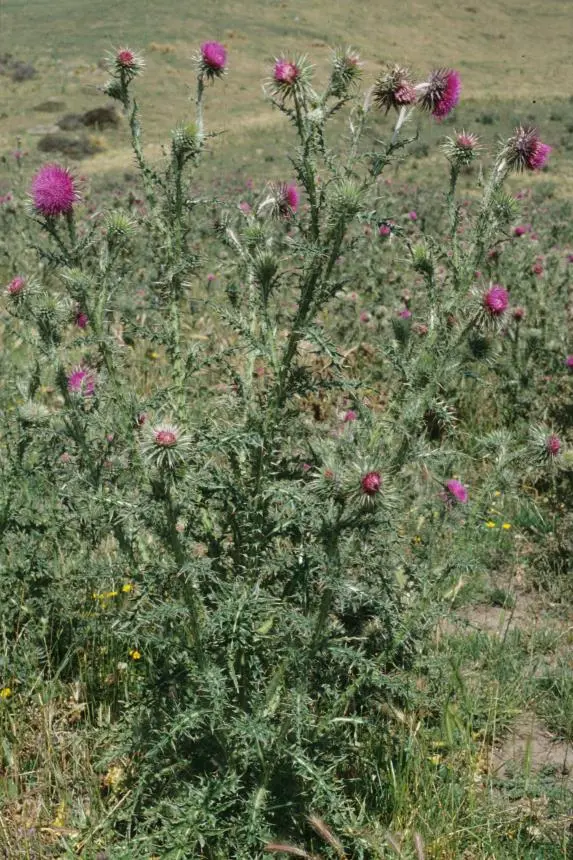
[0,39,570,859]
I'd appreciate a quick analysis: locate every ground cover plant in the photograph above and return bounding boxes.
[0,26,572,860]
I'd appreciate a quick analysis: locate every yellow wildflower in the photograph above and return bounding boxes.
[0,687,12,699]
[494,490,501,497]
[429,754,443,765]
[485,521,496,528]
[502,523,512,530]
[122,583,134,593]
[129,649,142,661]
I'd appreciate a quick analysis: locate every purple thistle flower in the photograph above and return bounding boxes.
[67,366,96,397]
[274,59,300,87]
[154,427,178,447]
[373,64,417,113]
[31,164,79,218]
[505,126,551,172]
[483,284,509,317]
[565,355,573,370]
[6,275,25,296]
[444,479,468,504]
[361,471,382,496]
[200,41,227,76]
[419,69,461,120]
[378,223,392,238]
[398,308,412,319]
[408,210,418,221]
[75,309,88,329]
[343,409,358,423]
[114,48,144,76]
[546,434,561,457]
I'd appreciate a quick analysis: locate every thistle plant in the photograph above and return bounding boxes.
[0,37,568,859]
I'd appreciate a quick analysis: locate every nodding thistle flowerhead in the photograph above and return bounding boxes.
[442,130,480,167]
[373,64,417,114]
[444,479,468,504]
[142,422,191,470]
[31,164,79,218]
[504,126,551,172]
[259,181,299,218]
[6,275,25,297]
[546,434,561,457]
[67,366,96,397]
[199,41,227,78]
[361,471,382,496]
[418,68,461,120]
[483,284,509,317]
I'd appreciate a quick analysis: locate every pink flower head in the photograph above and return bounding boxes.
[532,261,543,276]
[200,41,227,76]
[274,59,300,87]
[31,164,79,218]
[359,310,371,323]
[546,434,561,457]
[444,479,468,504]
[269,181,299,217]
[513,224,529,237]
[379,223,392,238]
[419,69,461,120]
[361,471,382,496]
[75,309,88,329]
[206,273,216,283]
[343,409,358,423]
[408,210,418,221]
[6,275,25,296]
[567,254,573,265]
[512,306,525,321]
[114,48,143,75]
[483,284,509,317]
[398,308,412,319]
[565,355,573,370]
[67,366,96,397]
[373,64,417,113]
[505,126,551,172]
[238,201,252,215]
[154,427,178,447]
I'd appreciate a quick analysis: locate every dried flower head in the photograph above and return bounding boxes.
[31,164,79,218]
[199,41,227,78]
[418,68,461,119]
[373,64,417,113]
[503,126,551,172]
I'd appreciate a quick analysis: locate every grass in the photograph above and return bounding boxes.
[1,0,573,192]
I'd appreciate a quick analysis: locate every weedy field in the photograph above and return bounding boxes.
[0,2,572,859]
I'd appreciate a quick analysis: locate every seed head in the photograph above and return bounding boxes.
[373,64,417,114]
[418,68,461,120]
[31,164,79,218]
[504,126,551,172]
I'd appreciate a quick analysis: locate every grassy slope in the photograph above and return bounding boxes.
[1,0,572,190]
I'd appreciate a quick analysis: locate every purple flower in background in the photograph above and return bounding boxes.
[444,479,468,504]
